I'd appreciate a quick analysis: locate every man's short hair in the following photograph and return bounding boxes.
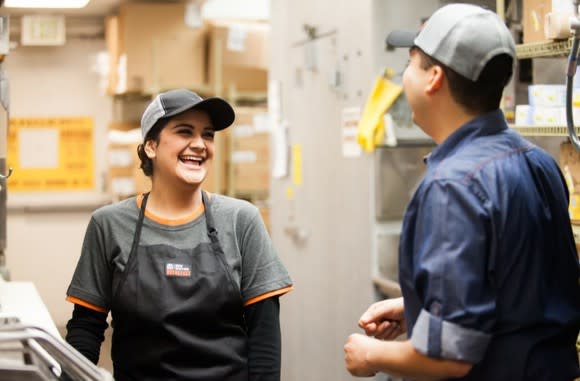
[414,47,513,114]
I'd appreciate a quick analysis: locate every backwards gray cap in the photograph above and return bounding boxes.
[140,89,235,139]
[386,3,515,81]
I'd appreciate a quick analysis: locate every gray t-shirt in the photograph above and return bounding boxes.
[67,193,292,311]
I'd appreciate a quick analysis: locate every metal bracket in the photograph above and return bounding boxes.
[0,167,12,179]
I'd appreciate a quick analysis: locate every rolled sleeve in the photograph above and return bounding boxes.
[411,309,491,363]
[408,179,496,363]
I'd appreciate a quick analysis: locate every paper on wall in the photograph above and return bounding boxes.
[227,24,248,52]
[342,107,362,158]
[272,120,289,178]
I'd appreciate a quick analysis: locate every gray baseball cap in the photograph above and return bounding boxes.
[386,4,515,81]
[140,89,235,139]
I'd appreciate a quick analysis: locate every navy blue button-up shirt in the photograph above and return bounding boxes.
[399,110,580,380]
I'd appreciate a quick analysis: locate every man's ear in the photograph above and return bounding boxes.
[144,139,157,159]
[425,65,444,95]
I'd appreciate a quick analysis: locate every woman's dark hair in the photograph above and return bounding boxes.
[415,47,513,114]
[137,118,167,177]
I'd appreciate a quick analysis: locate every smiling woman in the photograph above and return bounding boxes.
[143,108,216,191]
[63,89,293,381]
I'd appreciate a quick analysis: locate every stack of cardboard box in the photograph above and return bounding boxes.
[106,123,149,200]
[229,107,270,198]
[105,2,270,97]
[207,21,269,95]
[106,2,207,95]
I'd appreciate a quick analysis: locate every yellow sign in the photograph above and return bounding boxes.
[286,186,295,200]
[7,117,94,191]
[292,144,302,186]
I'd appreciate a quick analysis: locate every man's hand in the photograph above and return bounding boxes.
[344,333,380,377]
[358,297,406,340]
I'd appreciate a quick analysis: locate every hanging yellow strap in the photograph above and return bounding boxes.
[357,71,403,152]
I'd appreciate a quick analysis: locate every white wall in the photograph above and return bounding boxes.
[202,0,269,20]
[269,1,378,380]
[4,37,113,327]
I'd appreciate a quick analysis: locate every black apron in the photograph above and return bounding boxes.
[110,192,248,381]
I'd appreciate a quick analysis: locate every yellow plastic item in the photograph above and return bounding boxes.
[357,71,403,152]
[564,165,575,194]
[563,165,580,221]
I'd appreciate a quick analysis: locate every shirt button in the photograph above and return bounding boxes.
[430,301,442,316]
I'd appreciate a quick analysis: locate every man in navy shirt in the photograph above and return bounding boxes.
[344,4,580,380]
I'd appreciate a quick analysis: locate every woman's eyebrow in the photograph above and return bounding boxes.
[171,122,214,130]
[171,122,193,128]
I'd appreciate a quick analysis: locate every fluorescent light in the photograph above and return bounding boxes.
[4,0,90,8]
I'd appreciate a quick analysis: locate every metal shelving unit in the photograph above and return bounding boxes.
[510,124,580,136]
[510,39,576,137]
[0,320,113,380]
[515,38,573,59]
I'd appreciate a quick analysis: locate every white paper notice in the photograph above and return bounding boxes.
[272,120,289,178]
[227,24,248,52]
[184,2,203,28]
[268,80,282,122]
[19,128,58,168]
[341,107,362,158]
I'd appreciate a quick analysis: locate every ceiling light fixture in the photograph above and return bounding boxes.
[4,0,90,8]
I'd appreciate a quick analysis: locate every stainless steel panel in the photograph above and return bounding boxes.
[0,157,6,251]
[388,96,432,142]
[374,145,432,221]
[0,69,8,280]
[376,232,400,282]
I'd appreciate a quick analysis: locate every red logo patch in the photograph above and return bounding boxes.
[165,263,192,277]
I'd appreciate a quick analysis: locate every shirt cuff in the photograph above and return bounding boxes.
[411,308,491,363]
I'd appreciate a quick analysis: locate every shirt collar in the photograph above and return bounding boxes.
[426,109,508,166]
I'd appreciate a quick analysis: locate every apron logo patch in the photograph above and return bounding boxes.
[165,263,192,277]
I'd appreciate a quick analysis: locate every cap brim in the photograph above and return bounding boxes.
[386,30,417,50]
[164,97,235,131]
[191,98,235,131]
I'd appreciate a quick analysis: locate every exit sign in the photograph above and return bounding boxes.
[21,15,65,46]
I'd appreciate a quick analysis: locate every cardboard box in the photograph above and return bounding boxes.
[107,142,151,198]
[108,122,140,132]
[523,0,551,43]
[208,22,269,94]
[235,106,268,125]
[209,22,269,69]
[559,141,580,222]
[107,2,208,95]
[231,134,269,158]
[528,84,566,107]
[105,15,120,96]
[523,0,575,43]
[204,128,229,194]
[230,134,270,195]
[228,107,270,196]
[515,104,532,125]
[232,163,270,195]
